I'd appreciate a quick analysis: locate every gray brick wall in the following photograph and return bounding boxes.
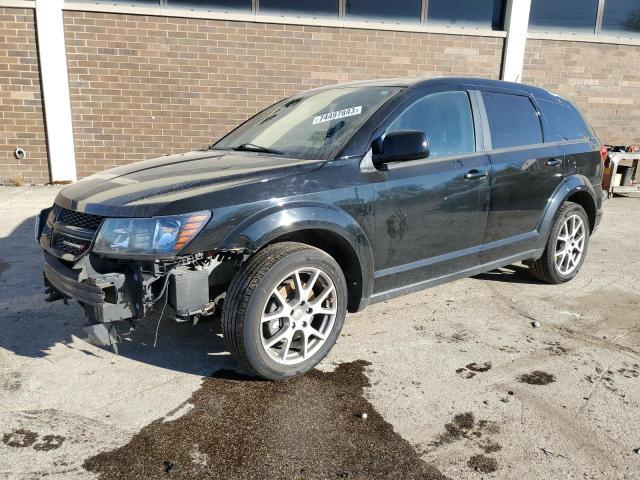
[5,7,638,183]
[0,8,48,185]
[522,39,640,145]
[63,11,504,178]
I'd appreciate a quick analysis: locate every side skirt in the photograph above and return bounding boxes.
[369,248,544,304]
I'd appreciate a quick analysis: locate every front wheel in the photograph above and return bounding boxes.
[222,242,347,380]
[529,202,590,284]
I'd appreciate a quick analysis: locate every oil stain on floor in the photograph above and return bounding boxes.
[518,370,556,385]
[84,360,448,480]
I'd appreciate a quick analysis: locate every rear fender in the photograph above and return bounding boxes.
[535,174,597,251]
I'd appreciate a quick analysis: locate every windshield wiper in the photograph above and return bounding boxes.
[232,143,284,155]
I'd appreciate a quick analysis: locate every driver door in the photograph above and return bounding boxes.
[370,88,491,295]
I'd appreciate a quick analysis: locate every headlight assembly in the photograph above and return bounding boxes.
[93,211,211,258]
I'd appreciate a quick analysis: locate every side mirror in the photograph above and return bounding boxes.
[374,130,430,166]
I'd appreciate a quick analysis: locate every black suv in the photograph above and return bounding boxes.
[37,78,603,380]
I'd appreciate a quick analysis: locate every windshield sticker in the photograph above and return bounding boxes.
[312,106,362,125]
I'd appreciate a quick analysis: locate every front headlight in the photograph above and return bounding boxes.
[93,211,211,258]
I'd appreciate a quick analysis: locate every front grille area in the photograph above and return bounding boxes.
[54,206,103,231]
[43,206,104,260]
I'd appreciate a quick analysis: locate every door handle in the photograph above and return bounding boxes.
[464,169,489,180]
[546,158,562,167]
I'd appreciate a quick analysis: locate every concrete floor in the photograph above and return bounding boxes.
[0,186,639,479]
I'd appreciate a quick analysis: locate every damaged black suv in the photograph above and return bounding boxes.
[37,78,603,380]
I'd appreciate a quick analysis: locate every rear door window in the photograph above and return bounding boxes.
[482,92,543,149]
[386,90,475,158]
[538,99,591,141]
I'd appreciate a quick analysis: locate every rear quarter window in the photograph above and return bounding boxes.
[482,92,543,149]
[538,98,592,141]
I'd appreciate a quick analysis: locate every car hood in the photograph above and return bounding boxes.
[55,150,325,217]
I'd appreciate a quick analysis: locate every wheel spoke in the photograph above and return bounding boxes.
[266,329,289,348]
[300,331,309,359]
[306,270,321,295]
[314,306,337,316]
[280,335,291,361]
[262,310,286,323]
[292,270,305,302]
[558,224,568,242]
[273,288,290,309]
[308,327,326,341]
[310,285,334,308]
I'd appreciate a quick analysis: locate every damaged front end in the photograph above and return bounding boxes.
[37,205,230,352]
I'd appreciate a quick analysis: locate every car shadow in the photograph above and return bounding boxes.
[0,215,234,377]
[473,264,540,285]
[1,215,541,378]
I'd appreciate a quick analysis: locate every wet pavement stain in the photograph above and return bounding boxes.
[3,429,38,448]
[467,454,498,473]
[455,367,476,379]
[433,413,476,445]
[430,413,501,448]
[456,362,491,379]
[2,371,22,392]
[479,439,502,454]
[83,360,449,480]
[518,371,556,385]
[617,363,639,379]
[466,362,492,373]
[428,412,503,470]
[544,342,571,356]
[33,434,66,451]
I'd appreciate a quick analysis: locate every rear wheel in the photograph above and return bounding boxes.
[222,242,347,380]
[529,202,589,284]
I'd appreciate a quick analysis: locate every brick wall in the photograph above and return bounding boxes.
[522,39,640,145]
[3,8,639,183]
[0,8,48,185]
[63,11,504,178]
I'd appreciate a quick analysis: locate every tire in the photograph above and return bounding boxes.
[222,241,347,380]
[529,202,590,284]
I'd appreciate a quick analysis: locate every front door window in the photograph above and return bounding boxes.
[386,90,476,158]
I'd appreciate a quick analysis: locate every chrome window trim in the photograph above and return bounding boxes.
[382,139,590,171]
[483,138,589,156]
[384,150,486,171]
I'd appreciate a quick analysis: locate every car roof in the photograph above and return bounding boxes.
[311,77,557,101]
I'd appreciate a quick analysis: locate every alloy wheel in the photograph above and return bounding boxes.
[260,267,337,365]
[555,214,585,275]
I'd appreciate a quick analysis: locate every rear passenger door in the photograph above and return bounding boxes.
[480,90,565,263]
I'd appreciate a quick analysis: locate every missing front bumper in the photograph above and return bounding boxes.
[43,251,138,323]
[42,249,224,351]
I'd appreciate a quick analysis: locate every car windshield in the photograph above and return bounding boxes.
[213,86,402,160]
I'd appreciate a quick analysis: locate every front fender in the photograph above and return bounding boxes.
[535,174,598,251]
[220,201,375,307]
